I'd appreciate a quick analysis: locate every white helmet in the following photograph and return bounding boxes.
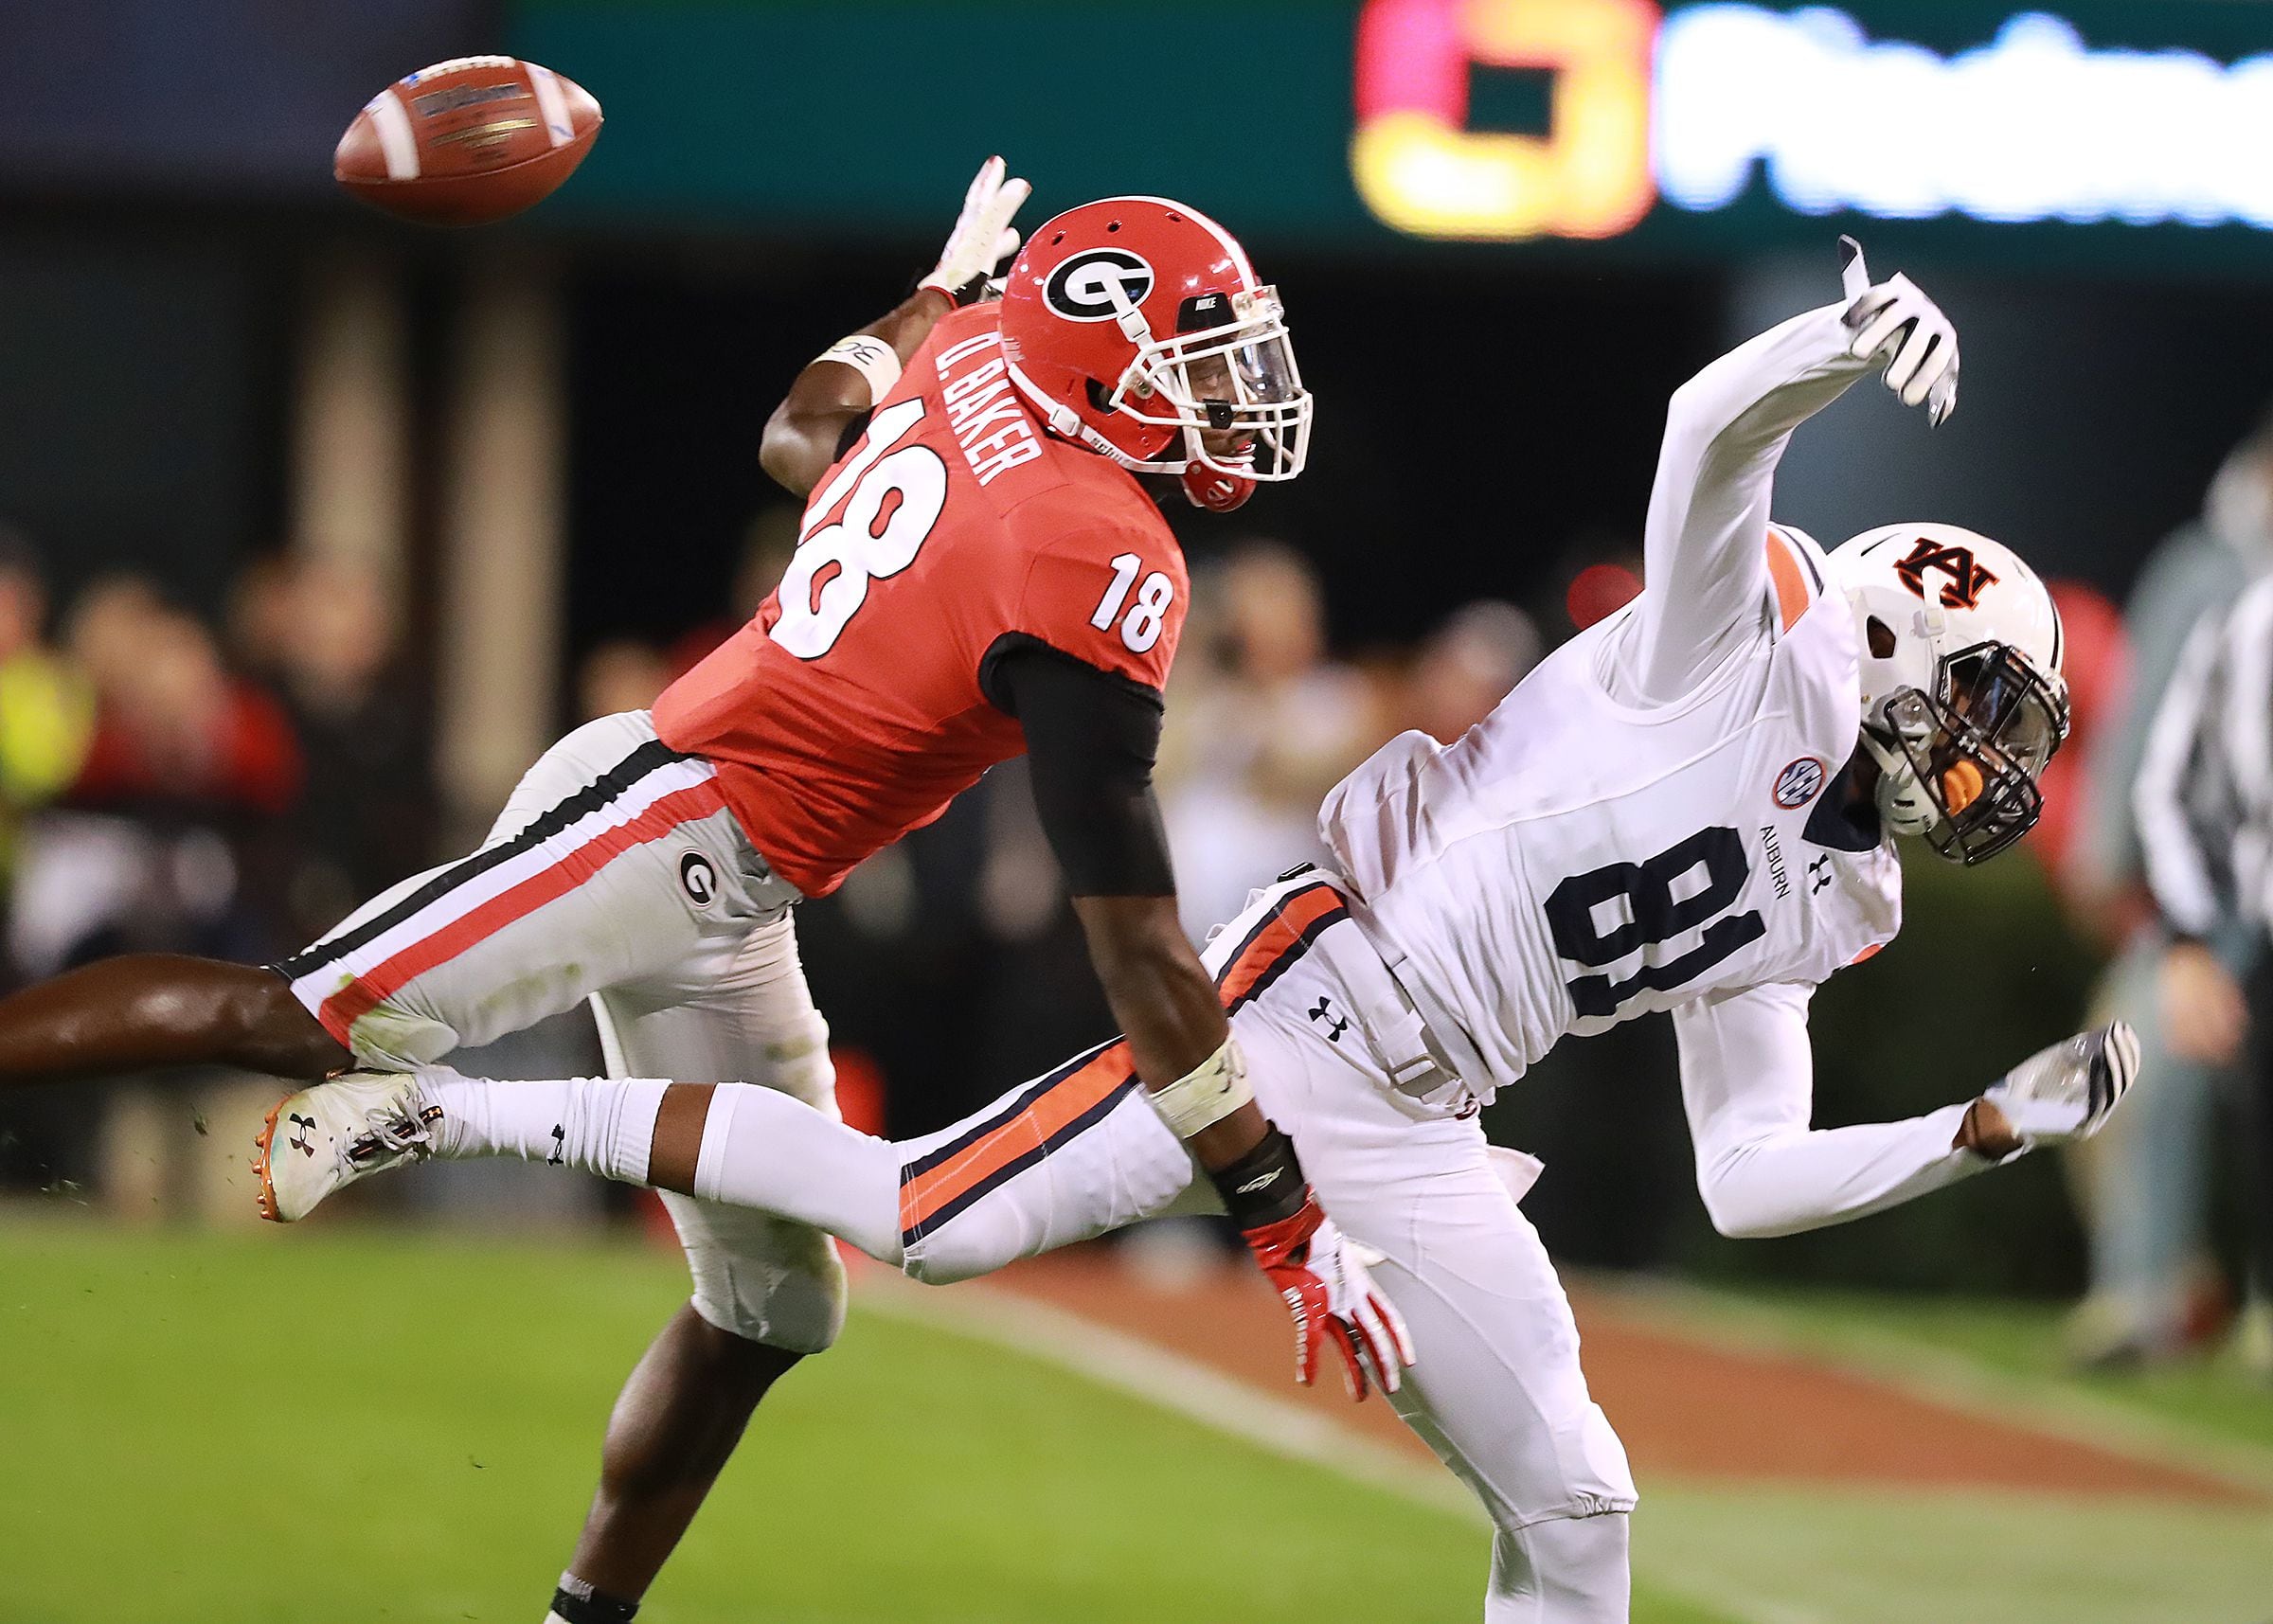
[1822,523,2069,864]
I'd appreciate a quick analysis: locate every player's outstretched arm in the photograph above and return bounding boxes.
[1672,982,2136,1239]
[1630,238,1958,704]
[993,642,1412,1400]
[759,156,1029,496]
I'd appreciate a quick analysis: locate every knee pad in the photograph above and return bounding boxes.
[898,1212,1011,1287]
[666,1190,849,1355]
[761,1011,835,1106]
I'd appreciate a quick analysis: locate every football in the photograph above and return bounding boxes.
[334,56,600,226]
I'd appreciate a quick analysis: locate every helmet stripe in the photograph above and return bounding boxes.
[1103,194,1260,289]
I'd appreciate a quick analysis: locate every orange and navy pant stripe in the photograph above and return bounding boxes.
[896,880,1349,1247]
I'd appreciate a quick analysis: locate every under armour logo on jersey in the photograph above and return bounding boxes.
[679,850,717,908]
[1892,538,1999,609]
[288,1113,318,1157]
[1043,248,1155,323]
[1808,855,1835,895]
[1308,996,1350,1044]
[547,1124,565,1167]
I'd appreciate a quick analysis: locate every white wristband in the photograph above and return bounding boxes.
[1146,1037,1253,1139]
[814,333,902,405]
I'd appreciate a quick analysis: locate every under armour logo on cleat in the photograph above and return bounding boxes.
[547,1124,566,1167]
[1308,997,1350,1043]
[288,1114,317,1157]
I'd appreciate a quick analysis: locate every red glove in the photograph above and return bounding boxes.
[1216,1127,1414,1400]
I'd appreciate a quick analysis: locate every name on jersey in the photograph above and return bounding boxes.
[1759,824,1791,901]
[934,331,1043,487]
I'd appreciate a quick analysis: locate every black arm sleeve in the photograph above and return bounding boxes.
[980,634,1176,898]
[832,409,874,463]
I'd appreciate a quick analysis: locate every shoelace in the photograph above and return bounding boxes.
[342,1102,442,1168]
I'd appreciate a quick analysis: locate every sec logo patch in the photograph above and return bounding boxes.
[1773,756,1827,810]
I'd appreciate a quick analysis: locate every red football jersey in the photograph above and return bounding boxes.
[654,304,1190,898]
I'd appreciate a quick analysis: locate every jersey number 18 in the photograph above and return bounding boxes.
[775,398,949,660]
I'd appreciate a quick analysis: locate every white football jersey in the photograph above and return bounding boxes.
[1322,525,1902,1095]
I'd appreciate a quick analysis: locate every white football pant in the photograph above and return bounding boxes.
[277,710,845,1353]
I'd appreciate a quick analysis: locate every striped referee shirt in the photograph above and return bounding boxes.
[2136,575,2273,941]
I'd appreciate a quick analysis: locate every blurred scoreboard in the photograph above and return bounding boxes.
[508,0,2273,271]
[6,1,2270,274]
[1354,1,2273,241]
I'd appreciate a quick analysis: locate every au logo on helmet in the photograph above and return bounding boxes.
[1043,248,1155,322]
[1892,538,1998,610]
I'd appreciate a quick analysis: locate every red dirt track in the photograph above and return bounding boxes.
[993,1250,2256,1507]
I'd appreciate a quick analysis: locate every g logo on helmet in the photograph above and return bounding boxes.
[679,850,718,908]
[1043,248,1155,322]
[1773,756,1827,810]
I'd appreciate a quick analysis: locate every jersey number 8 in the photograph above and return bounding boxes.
[775,398,949,660]
[1543,827,1766,1019]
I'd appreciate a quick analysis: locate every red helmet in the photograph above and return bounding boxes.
[997,196,1311,482]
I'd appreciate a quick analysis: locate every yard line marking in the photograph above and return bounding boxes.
[856,1274,1780,1624]
[859,1271,1475,1517]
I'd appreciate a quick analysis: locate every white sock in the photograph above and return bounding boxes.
[423,1071,665,1187]
[690,1082,904,1264]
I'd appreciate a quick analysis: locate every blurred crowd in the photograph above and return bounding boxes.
[0,506,1547,1208]
[9,433,2273,1388]
[0,536,435,1195]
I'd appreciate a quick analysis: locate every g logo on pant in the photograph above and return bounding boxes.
[679,850,718,908]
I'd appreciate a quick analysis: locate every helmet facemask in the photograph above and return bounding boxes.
[1862,640,2069,865]
[1105,286,1312,480]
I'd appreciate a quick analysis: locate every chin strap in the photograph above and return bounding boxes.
[1183,464,1256,511]
[1004,358,1190,474]
[1861,729,1941,837]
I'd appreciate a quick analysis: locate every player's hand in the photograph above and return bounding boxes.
[2160,938,2247,1066]
[1979,1021,2140,1149]
[1837,236,1959,426]
[1240,1196,1415,1401]
[921,156,1031,303]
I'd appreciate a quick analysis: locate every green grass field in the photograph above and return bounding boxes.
[12,1222,2271,1624]
[0,1222,1731,1624]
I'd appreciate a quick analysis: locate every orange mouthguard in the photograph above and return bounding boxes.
[1942,758,1985,814]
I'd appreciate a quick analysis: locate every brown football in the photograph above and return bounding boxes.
[335,56,600,226]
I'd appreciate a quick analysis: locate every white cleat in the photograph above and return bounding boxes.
[254,1072,443,1222]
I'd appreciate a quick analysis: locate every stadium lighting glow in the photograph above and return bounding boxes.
[1352,1,2273,241]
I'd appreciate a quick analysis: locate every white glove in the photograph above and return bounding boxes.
[920,156,1031,301]
[1981,1021,2140,1148]
[1837,236,1960,426]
